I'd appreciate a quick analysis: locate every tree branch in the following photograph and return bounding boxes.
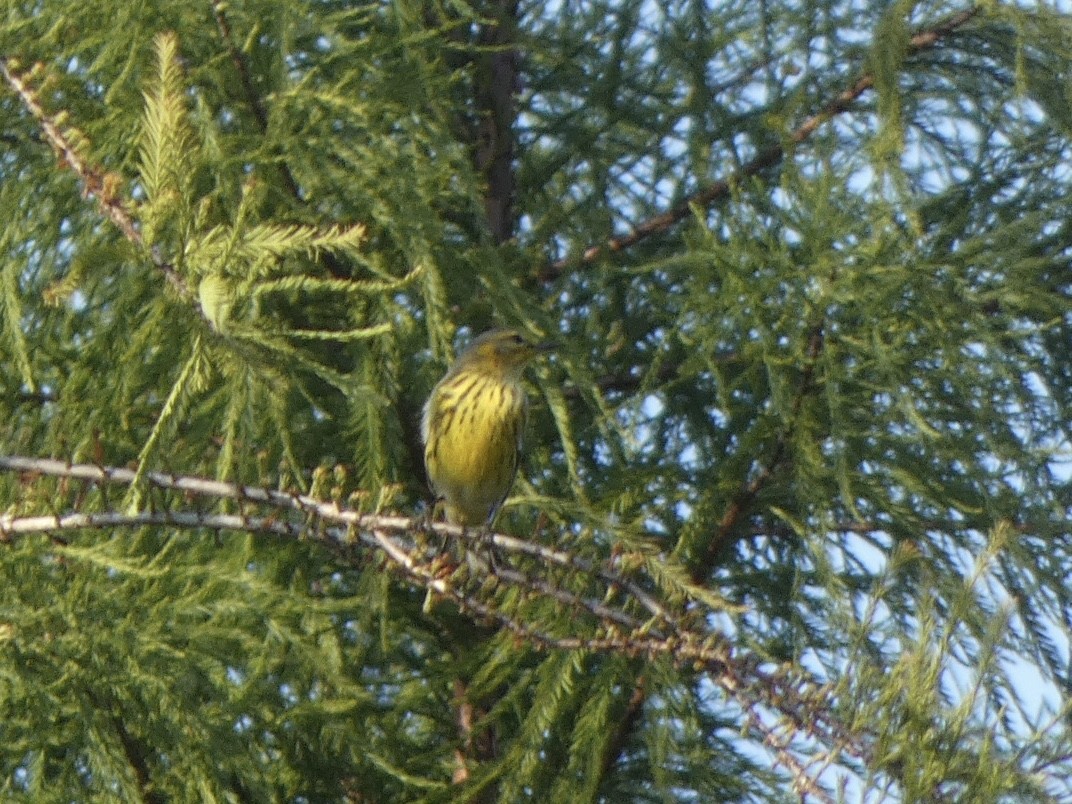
[0,452,869,782]
[540,6,982,279]
[0,58,187,295]
[208,1,354,279]
[694,321,825,577]
[474,0,520,243]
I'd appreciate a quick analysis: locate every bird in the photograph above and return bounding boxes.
[421,329,551,532]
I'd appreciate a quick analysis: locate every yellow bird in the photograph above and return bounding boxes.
[422,329,551,527]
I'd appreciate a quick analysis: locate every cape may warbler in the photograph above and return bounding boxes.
[422,329,551,527]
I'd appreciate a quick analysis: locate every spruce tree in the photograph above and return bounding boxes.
[0,1,1070,801]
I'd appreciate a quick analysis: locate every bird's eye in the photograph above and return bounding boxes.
[512,334,524,345]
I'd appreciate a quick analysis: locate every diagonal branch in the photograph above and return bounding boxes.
[208,2,356,281]
[541,6,982,279]
[210,0,301,202]
[694,321,825,578]
[0,58,187,295]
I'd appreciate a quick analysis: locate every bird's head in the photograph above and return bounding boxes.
[452,329,554,380]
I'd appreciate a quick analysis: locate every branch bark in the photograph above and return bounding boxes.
[474,0,521,243]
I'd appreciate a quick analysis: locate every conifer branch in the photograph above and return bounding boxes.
[0,58,187,295]
[597,675,647,780]
[0,453,872,776]
[608,320,826,781]
[742,702,836,803]
[696,321,825,575]
[208,0,354,280]
[541,6,982,278]
[0,455,679,627]
[0,496,691,665]
[0,509,304,542]
[87,686,168,804]
[210,0,300,203]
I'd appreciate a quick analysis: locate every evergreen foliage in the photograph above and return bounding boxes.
[0,0,1070,800]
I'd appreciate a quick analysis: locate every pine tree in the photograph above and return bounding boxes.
[0,1,1070,801]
